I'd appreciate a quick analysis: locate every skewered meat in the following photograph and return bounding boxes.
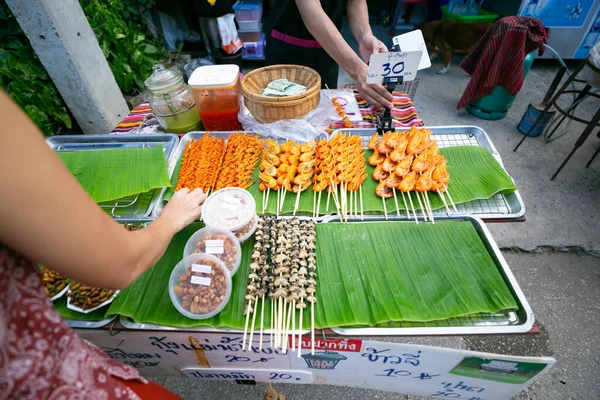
[384,173,402,188]
[411,151,430,173]
[397,171,417,192]
[394,155,414,177]
[368,149,386,166]
[372,164,389,181]
[376,181,393,198]
[382,157,397,173]
[368,133,380,150]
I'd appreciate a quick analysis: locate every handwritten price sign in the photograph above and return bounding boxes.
[366,51,422,84]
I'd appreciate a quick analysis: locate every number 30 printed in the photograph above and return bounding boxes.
[382,62,405,77]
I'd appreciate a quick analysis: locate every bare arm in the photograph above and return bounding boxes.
[347,0,389,62]
[0,92,204,290]
[295,0,392,108]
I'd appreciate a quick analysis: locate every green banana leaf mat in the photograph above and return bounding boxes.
[58,146,171,203]
[105,220,518,329]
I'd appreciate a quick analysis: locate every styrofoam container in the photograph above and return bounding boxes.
[169,253,232,320]
[203,188,256,232]
[183,227,242,276]
[233,0,262,22]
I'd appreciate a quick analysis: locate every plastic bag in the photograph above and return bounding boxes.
[217,14,242,55]
[584,41,600,88]
[238,92,337,142]
[447,0,479,16]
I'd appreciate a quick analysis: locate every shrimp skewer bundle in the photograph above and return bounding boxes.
[259,140,280,213]
[175,133,226,194]
[292,141,316,215]
[215,133,263,191]
[311,139,329,218]
[369,127,454,222]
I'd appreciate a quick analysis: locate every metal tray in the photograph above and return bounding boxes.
[321,216,534,336]
[152,131,327,217]
[331,127,525,221]
[62,219,153,329]
[46,134,179,221]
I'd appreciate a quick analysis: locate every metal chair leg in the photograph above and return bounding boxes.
[551,107,600,180]
[586,145,600,168]
[514,60,588,152]
[546,84,592,140]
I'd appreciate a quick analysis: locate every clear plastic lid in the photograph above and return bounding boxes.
[183,227,242,276]
[144,64,183,93]
[202,188,257,231]
[169,253,232,320]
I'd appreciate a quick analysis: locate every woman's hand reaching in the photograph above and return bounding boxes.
[358,33,388,63]
[159,188,206,234]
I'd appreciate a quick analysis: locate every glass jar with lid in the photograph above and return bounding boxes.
[144,64,202,132]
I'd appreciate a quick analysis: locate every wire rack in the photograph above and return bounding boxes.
[343,78,420,100]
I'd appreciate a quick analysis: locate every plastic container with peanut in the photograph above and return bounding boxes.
[183,227,242,276]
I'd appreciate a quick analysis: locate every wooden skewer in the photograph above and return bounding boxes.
[265,188,271,213]
[283,301,293,354]
[297,308,303,357]
[437,189,452,215]
[242,300,252,351]
[407,192,419,224]
[280,189,287,213]
[291,299,296,351]
[293,184,303,216]
[329,178,342,218]
[277,296,283,348]
[311,301,315,355]
[262,190,265,214]
[401,190,410,218]
[312,190,317,218]
[276,190,280,218]
[359,185,364,221]
[326,187,331,212]
[416,192,428,221]
[444,184,459,213]
[259,294,265,351]
[270,297,274,347]
[248,296,259,351]
[316,191,322,219]
[424,191,435,224]
[382,196,388,220]
[393,188,400,217]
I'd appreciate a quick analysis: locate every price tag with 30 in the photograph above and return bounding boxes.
[366,51,423,84]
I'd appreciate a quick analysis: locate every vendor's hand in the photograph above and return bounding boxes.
[160,188,206,233]
[358,33,388,63]
[354,62,393,110]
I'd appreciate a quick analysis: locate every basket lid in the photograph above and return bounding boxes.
[189,65,240,89]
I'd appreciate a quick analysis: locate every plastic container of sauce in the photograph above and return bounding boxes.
[189,65,242,131]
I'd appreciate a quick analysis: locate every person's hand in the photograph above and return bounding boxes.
[358,33,388,63]
[160,188,206,233]
[354,62,393,109]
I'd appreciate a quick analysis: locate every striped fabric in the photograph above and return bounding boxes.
[110,103,152,134]
[457,17,548,109]
[327,89,423,133]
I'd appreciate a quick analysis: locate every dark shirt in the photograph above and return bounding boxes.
[268,0,345,40]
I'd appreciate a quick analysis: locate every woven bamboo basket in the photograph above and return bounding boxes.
[241,64,321,123]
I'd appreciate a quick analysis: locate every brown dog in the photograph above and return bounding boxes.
[421,21,491,74]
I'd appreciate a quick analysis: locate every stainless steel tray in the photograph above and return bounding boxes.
[62,220,153,329]
[152,131,327,217]
[321,216,534,336]
[331,127,525,221]
[46,134,179,221]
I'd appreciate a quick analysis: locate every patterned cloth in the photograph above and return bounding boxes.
[327,89,423,133]
[111,103,153,134]
[0,246,145,399]
[457,17,548,109]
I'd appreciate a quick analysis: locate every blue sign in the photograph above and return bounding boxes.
[520,0,596,28]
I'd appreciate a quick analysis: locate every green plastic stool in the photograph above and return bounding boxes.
[466,52,536,120]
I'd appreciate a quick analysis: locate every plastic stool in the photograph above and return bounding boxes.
[465,52,535,120]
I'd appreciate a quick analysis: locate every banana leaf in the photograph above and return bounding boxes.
[107,219,517,329]
[247,146,517,215]
[57,146,171,203]
[313,221,518,327]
